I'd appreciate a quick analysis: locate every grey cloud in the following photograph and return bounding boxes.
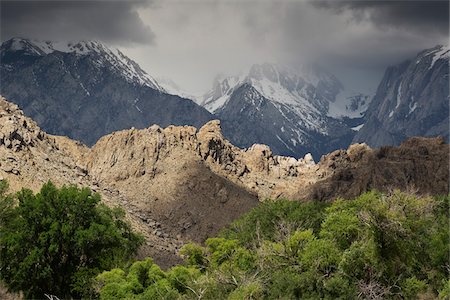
[0,0,155,45]
[1,0,447,95]
[313,0,449,34]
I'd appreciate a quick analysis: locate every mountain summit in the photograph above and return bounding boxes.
[201,63,353,158]
[1,38,164,90]
[0,37,213,145]
[202,63,343,114]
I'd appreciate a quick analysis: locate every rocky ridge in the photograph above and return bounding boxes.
[0,97,193,268]
[0,96,261,267]
[1,96,448,267]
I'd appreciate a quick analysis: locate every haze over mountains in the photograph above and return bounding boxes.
[200,63,358,158]
[0,37,448,159]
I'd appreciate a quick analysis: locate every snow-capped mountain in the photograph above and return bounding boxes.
[0,37,213,145]
[203,63,354,158]
[353,45,449,147]
[2,38,164,91]
[202,63,342,115]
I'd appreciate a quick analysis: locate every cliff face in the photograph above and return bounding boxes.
[1,96,448,267]
[354,45,449,147]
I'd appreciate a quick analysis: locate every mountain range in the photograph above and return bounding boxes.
[0,38,213,146]
[0,37,448,158]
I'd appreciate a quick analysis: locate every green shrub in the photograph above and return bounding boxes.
[0,181,143,299]
[94,191,450,299]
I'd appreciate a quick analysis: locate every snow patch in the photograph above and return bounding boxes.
[328,91,371,119]
[79,82,90,96]
[351,124,364,131]
[276,135,295,153]
[395,82,402,110]
[429,45,450,70]
[156,77,202,103]
[408,102,417,115]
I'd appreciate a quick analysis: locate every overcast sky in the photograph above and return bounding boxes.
[1,0,448,95]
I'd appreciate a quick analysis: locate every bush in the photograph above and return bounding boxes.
[0,181,143,299]
[95,191,449,299]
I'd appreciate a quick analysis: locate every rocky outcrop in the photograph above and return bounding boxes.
[1,95,448,267]
[0,97,259,268]
[302,137,449,201]
[0,98,89,191]
[0,96,199,268]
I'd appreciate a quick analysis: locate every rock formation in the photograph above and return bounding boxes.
[1,95,448,267]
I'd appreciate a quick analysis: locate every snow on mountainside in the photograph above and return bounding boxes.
[201,63,342,115]
[328,92,372,119]
[1,37,164,91]
[0,37,213,146]
[155,76,202,103]
[424,44,449,69]
[204,63,354,158]
[353,44,449,147]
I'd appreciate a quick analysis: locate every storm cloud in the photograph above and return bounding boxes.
[1,0,155,45]
[1,0,448,94]
[314,0,448,34]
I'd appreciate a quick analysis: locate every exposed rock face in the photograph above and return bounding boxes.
[85,121,259,247]
[354,45,449,147]
[0,98,89,191]
[1,96,448,267]
[302,137,449,201]
[86,119,316,202]
[0,96,258,268]
[86,117,449,204]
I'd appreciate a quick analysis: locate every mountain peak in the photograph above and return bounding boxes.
[353,44,449,147]
[414,44,450,70]
[201,62,343,114]
[1,37,164,91]
[1,37,112,56]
